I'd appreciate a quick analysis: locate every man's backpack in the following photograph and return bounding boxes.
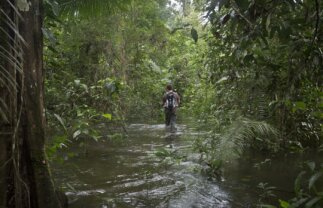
[166,92,176,109]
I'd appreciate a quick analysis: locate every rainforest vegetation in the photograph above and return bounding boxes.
[0,0,322,207]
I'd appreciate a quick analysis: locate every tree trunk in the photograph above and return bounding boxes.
[0,0,64,207]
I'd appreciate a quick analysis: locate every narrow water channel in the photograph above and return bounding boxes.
[52,123,320,208]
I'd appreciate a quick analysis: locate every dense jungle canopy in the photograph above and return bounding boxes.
[0,0,322,207]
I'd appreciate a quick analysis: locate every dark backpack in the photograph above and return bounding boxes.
[166,92,175,109]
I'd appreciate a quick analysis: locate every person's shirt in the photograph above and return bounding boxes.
[162,90,180,108]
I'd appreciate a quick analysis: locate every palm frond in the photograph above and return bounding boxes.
[56,0,132,18]
[212,117,280,161]
[3,0,23,20]
[0,0,25,126]
[0,98,9,123]
[0,27,22,50]
[0,9,26,45]
[0,45,23,73]
[0,66,17,89]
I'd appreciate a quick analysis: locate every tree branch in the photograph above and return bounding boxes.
[229,0,253,28]
[312,0,320,46]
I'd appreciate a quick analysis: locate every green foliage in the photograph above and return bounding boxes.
[44,0,200,158]
[258,182,277,205]
[42,0,322,185]
[201,0,323,148]
[46,135,69,161]
[108,133,127,143]
[183,0,323,170]
[262,161,323,208]
[194,117,279,176]
[155,147,186,167]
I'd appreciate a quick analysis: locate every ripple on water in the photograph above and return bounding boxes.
[66,189,106,196]
[55,123,233,208]
[167,181,230,208]
[128,124,167,131]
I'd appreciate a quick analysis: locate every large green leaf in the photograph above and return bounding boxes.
[53,113,67,131]
[102,113,112,120]
[294,171,306,195]
[309,172,322,190]
[305,196,322,208]
[279,199,290,208]
[73,130,81,139]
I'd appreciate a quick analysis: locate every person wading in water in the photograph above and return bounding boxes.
[162,84,180,132]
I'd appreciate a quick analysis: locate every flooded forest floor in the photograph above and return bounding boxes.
[52,123,322,208]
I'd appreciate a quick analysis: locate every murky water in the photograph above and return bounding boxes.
[52,123,321,208]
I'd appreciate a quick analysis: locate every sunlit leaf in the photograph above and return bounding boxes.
[216,76,229,84]
[80,83,88,92]
[279,199,290,208]
[306,161,315,172]
[82,129,89,135]
[295,101,306,110]
[102,113,112,120]
[53,113,67,131]
[73,130,81,139]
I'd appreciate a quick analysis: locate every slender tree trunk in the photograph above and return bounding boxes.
[20,0,63,207]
